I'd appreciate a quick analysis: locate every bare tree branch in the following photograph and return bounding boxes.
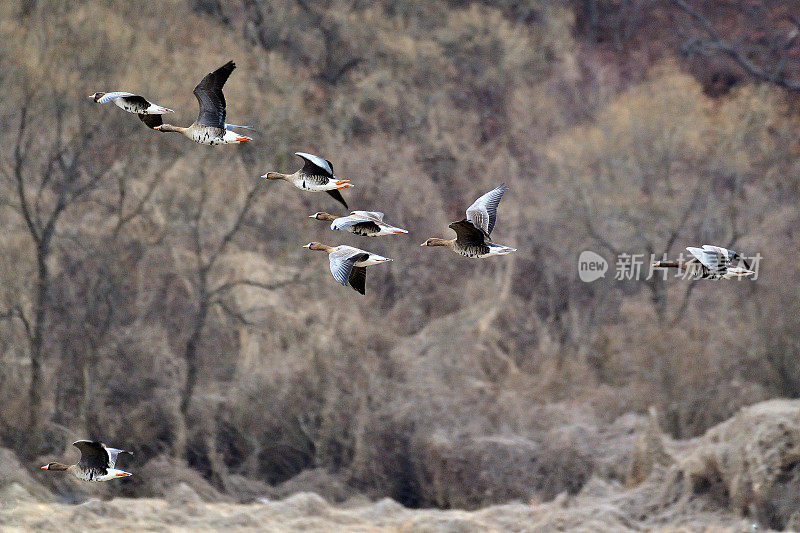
[669,278,700,327]
[207,182,262,270]
[111,167,165,238]
[192,174,210,273]
[0,305,32,342]
[214,299,256,326]
[669,0,800,90]
[12,106,41,245]
[210,274,303,299]
[664,182,703,254]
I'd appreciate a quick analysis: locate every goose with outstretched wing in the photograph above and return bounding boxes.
[653,245,754,279]
[89,91,174,129]
[41,440,133,482]
[302,242,392,294]
[309,210,407,236]
[153,61,251,145]
[421,184,516,258]
[262,152,353,209]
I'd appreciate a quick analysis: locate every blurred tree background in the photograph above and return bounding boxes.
[1,0,800,510]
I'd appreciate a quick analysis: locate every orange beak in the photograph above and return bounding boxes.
[236,137,250,143]
[420,242,427,246]
[115,472,131,477]
[88,95,95,101]
[335,179,350,186]
[308,215,316,218]
[260,174,268,179]
[40,465,48,470]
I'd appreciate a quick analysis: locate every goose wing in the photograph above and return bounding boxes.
[224,123,257,132]
[96,92,137,104]
[686,246,727,276]
[325,189,349,209]
[138,113,163,129]
[331,215,380,233]
[449,219,487,247]
[702,245,751,269]
[328,248,370,287]
[295,153,344,206]
[193,60,235,129]
[701,245,734,264]
[295,152,334,178]
[351,211,385,221]
[102,444,133,469]
[118,94,154,109]
[465,184,507,236]
[73,440,110,470]
[348,266,367,294]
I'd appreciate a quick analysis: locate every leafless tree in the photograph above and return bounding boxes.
[172,171,302,458]
[0,103,107,452]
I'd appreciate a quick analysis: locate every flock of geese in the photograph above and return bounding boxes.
[90,60,517,296]
[43,60,753,482]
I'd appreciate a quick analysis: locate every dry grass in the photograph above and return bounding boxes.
[7,398,799,531]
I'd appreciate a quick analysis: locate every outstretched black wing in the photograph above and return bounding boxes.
[348,266,367,295]
[296,152,334,178]
[138,113,164,129]
[326,189,349,209]
[119,94,153,111]
[193,60,235,128]
[73,440,109,471]
[449,219,488,247]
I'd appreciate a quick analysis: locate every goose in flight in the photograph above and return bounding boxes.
[302,242,392,294]
[309,211,408,236]
[89,91,174,129]
[421,184,516,258]
[652,245,754,279]
[262,152,353,209]
[153,61,252,145]
[41,440,133,481]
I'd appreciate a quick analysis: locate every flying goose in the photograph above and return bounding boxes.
[309,211,408,236]
[41,440,133,482]
[421,184,516,258]
[652,245,755,279]
[302,242,392,294]
[89,91,174,129]
[153,61,252,145]
[262,152,353,209]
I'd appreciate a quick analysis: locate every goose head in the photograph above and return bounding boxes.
[260,172,285,180]
[309,212,337,221]
[302,242,331,251]
[420,238,452,247]
[41,462,70,471]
